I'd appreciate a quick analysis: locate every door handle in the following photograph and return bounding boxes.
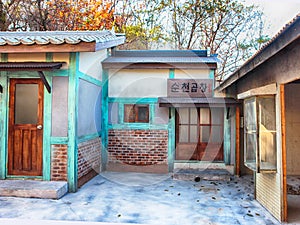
[37,125,43,130]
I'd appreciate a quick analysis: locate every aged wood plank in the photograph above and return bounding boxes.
[280,84,287,222]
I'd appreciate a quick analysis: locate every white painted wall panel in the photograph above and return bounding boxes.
[175,69,210,79]
[285,83,300,175]
[79,50,107,81]
[109,69,169,98]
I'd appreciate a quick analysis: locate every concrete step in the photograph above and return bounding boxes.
[0,180,68,199]
[172,169,233,182]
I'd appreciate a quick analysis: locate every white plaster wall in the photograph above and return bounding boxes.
[153,104,169,125]
[108,69,169,98]
[79,50,107,81]
[285,83,300,175]
[174,69,210,79]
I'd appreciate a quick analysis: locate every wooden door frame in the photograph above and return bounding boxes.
[8,78,44,177]
[280,84,287,222]
[175,107,224,161]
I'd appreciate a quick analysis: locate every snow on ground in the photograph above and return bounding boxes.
[0,172,279,225]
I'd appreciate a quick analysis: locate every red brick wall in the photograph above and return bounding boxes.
[108,129,168,166]
[78,138,101,179]
[51,144,68,181]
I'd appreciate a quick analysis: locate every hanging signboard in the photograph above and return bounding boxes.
[167,79,213,97]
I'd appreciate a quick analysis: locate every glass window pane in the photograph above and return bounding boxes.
[137,106,149,122]
[245,133,257,169]
[259,97,276,171]
[211,108,223,125]
[245,99,256,132]
[190,108,198,125]
[211,125,223,143]
[15,84,38,124]
[178,108,189,124]
[179,125,189,142]
[259,98,276,131]
[200,108,210,124]
[200,126,210,142]
[260,131,276,169]
[124,104,135,122]
[190,125,198,143]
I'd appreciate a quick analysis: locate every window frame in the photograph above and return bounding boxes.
[124,104,149,123]
[244,96,277,173]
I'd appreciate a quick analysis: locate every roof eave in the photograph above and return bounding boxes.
[0,37,125,53]
[216,15,300,92]
[102,62,217,70]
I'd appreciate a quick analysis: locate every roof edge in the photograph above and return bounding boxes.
[217,14,300,91]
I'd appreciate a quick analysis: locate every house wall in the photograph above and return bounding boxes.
[78,138,101,187]
[79,50,107,81]
[51,144,68,181]
[233,39,300,95]
[107,129,168,173]
[174,69,210,79]
[52,77,68,137]
[107,68,171,172]
[106,66,227,173]
[225,39,300,222]
[77,61,103,186]
[109,69,169,98]
[78,79,101,137]
[285,83,300,175]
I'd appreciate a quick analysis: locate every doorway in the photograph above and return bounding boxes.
[175,107,224,161]
[284,82,300,223]
[8,79,44,176]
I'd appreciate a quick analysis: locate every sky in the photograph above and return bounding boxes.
[242,0,300,37]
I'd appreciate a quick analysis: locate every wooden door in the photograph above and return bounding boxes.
[176,107,224,161]
[8,79,44,176]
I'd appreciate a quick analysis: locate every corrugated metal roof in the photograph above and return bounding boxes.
[0,62,63,70]
[102,50,219,69]
[103,56,218,64]
[217,14,300,91]
[158,97,239,107]
[0,30,124,46]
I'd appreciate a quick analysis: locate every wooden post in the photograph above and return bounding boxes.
[235,106,240,176]
[280,84,287,222]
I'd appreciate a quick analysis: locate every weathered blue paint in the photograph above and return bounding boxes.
[50,137,69,145]
[0,72,7,179]
[223,108,231,165]
[169,68,175,79]
[78,71,102,86]
[6,72,39,78]
[42,72,52,181]
[108,97,158,104]
[209,70,215,96]
[46,53,53,61]
[78,132,101,144]
[168,69,176,172]
[118,103,124,125]
[67,53,79,192]
[149,104,155,124]
[0,54,8,179]
[6,175,42,179]
[168,108,176,172]
[101,69,109,171]
[51,70,69,77]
